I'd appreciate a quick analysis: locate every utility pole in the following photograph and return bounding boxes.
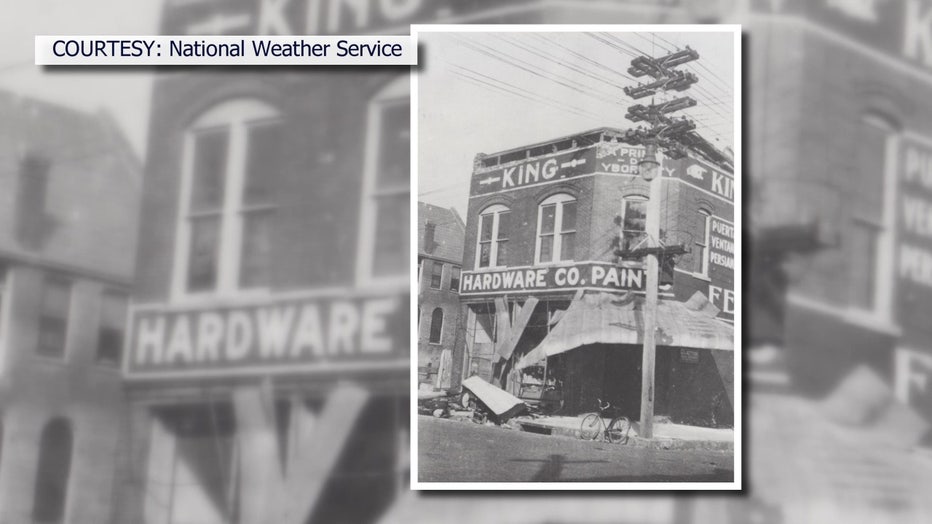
[616,44,700,439]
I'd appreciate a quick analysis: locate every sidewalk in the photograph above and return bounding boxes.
[510,415,734,451]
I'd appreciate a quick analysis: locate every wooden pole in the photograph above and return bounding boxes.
[639,174,661,439]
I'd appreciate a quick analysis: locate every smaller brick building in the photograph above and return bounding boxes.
[417,202,465,390]
[0,90,140,523]
[459,128,735,427]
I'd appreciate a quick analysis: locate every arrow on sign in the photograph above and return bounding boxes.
[479,176,501,186]
[561,158,587,169]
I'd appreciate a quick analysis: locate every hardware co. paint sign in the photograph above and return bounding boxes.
[460,262,646,296]
[124,292,408,379]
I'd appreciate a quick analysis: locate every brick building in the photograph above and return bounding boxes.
[745,0,932,423]
[0,91,139,523]
[417,202,465,390]
[459,128,735,426]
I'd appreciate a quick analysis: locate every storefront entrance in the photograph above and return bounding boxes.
[139,393,408,524]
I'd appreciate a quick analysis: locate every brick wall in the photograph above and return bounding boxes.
[136,71,403,302]
[0,265,126,524]
[417,258,464,387]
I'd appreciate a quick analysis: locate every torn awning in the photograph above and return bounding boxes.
[515,291,734,370]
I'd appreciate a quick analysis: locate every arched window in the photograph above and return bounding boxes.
[694,209,711,277]
[535,194,577,264]
[476,205,510,269]
[32,418,73,524]
[173,99,282,298]
[429,308,444,344]
[849,113,899,317]
[357,77,410,285]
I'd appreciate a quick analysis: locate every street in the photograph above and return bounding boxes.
[418,416,733,483]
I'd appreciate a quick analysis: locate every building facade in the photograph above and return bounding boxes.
[459,128,735,426]
[0,91,139,523]
[416,202,465,390]
[743,1,932,424]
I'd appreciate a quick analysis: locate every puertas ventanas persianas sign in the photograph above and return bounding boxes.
[125,291,408,379]
[460,262,646,297]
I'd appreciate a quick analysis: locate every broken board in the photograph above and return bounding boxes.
[462,375,527,421]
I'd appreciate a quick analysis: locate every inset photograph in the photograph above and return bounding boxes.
[413,25,740,489]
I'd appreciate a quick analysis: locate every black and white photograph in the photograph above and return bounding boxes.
[413,25,740,489]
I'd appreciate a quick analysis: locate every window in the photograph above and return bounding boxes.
[175,99,282,298]
[620,199,648,253]
[430,262,443,289]
[357,78,410,284]
[32,418,72,524]
[848,114,897,315]
[0,264,7,344]
[97,291,127,366]
[37,276,70,358]
[429,308,444,344]
[476,205,510,269]
[424,222,436,253]
[536,194,577,264]
[15,154,50,250]
[450,267,461,292]
[695,210,711,277]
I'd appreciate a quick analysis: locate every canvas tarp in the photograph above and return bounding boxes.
[515,291,734,370]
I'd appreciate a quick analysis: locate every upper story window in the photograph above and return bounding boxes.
[849,114,898,317]
[536,194,577,264]
[97,291,128,366]
[477,205,510,269]
[430,261,443,289]
[450,267,461,292]
[620,199,648,253]
[357,78,410,285]
[15,154,51,250]
[424,222,436,252]
[37,275,70,358]
[0,264,7,344]
[694,210,711,277]
[174,99,282,299]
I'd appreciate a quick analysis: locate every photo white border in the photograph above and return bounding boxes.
[410,23,742,492]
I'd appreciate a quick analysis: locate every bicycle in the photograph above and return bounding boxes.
[579,399,632,444]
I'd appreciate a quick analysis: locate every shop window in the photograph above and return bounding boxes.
[430,262,443,289]
[97,291,127,366]
[152,403,238,524]
[620,199,648,253]
[848,114,898,317]
[429,308,444,344]
[175,99,281,298]
[307,396,407,524]
[32,418,72,524]
[694,210,711,277]
[476,205,510,269]
[450,266,461,292]
[536,194,577,264]
[357,78,410,284]
[37,276,70,358]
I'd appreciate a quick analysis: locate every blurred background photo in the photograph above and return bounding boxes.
[0,0,931,523]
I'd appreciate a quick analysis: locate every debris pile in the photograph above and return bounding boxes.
[416,376,529,426]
